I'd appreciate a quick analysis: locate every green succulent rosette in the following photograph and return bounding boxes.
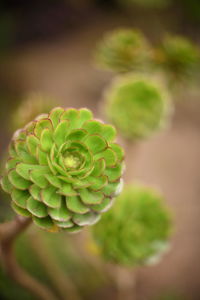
[95,28,151,73]
[92,183,172,267]
[154,34,200,84]
[105,75,172,140]
[0,107,124,232]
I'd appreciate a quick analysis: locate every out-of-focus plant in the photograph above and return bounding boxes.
[118,0,171,9]
[92,183,172,267]
[104,75,172,140]
[154,34,200,86]
[0,106,124,299]
[12,93,56,130]
[95,29,152,73]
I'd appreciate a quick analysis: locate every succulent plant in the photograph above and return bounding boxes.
[95,29,151,73]
[154,34,200,85]
[0,107,124,232]
[12,93,55,130]
[92,183,172,267]
[104,75,172,140]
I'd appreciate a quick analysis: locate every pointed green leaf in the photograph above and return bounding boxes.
[29,184,41,201]
[66,196,89,214]
[29,169,48,189]
[101,179,123,196]
[54,219,74,228]
[95,148,117,167]
[101,124,116,142]
[8,169,31,190]
[65,225,82,233]
[110,143,124,162]
[36,147,48,165]
[34,119,53,138]
[105,164,123,182]
[49,107,64,128]
[32,216,55,231]
[26,135,40,156]
[58,183,78,196]
[48,200,71,221]
[0,175,13,193]
[40,128,53,152]
[92,197,114,213]
[11,189,30,208]
[88,175,108,191]
[41,186,61,208]
[6,158,21,172]
[25,121,37,135]
[67,129,87,142]
[84,134,107,154]
[45,174,61,188]
[53,120,69,146]
[15,140,37,164]
[11,202,31,217]
[73,212,100,226]
[82,120,102,135]
[90,159,106,177]
[79,189,104,205]
[27,196,48,217]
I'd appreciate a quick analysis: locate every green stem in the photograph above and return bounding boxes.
[0,216,58,300]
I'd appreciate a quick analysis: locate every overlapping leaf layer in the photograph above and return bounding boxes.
[1,108,124,232]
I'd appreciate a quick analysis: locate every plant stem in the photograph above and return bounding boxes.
[30,230,82,300]
[0,216,58,300]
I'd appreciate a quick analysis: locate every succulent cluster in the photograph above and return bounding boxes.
[12,93,55,130]
[0,107,124,232]
[95,29,151,73]
[92,183,171,266]
[105,75,171,140]
[154,34,200,84]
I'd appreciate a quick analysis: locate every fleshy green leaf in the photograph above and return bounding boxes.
[49,107,64,128]
[101,180,122,196]
[36,147,48,165]
[26,135,39,156]
[66,196,89,214]
[0,175,13,193]
[48,200,71,221]
[79,189,103,205]
[101,124,116,142]
[11,202,31,217]
[34,118,53,138]
[82,120,102,135]
[6,158,21,172]
[40,128,53,152]
[29,184,41,201]
[95,148,117,167]
[92,197,114,213]
[11,189,30,208]
[27,196,48,217]
[105,164,123,182]
[88,175,108,191]
[73,212,100,226]
[8,170,31,190]
[45,174,61,188]
[110,143,124,162]
[60,109,78,129]
[64,225,82,233]
[58,183,78,196]
[32,216,56,231]
[54,220,74,228]
[67,129,87,141]
[84,135,107,154]
[29,169,49,189]
[41,186,61,208]
[90,159,106,177]
[53,120,70,146]
[15,140,37,164]
[78,108,93,126]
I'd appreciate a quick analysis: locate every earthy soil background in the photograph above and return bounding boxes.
[0,9,200,300]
